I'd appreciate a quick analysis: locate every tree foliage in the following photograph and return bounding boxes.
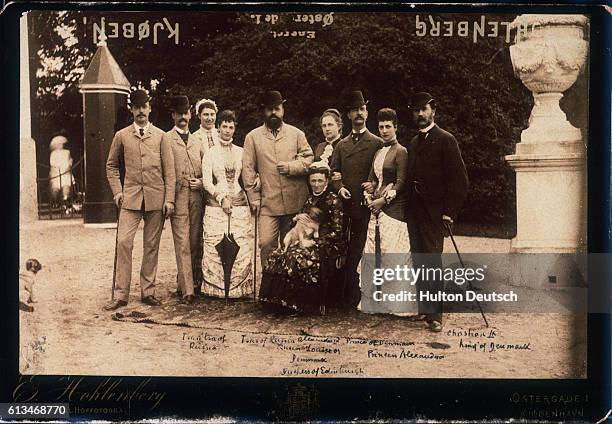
[28,11,588,234]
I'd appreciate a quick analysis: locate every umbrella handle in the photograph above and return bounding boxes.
[227,213,231,234]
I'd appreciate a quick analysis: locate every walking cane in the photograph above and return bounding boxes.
[111,204,121,301]
[443,221,489,327]
[252,206,259,303]
[340,216,352,307]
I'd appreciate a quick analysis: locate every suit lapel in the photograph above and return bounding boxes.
[274,124,286,142]
[345,130,370,158]
[413,125,439,156]
[261,125,276,142]
[169,130,184,147]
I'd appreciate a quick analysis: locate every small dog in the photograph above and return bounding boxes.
[283,206,324,252]
[19,258,42,312]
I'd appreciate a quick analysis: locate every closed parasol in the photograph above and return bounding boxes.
[215,214,240,302]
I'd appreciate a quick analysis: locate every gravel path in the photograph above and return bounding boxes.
[19,219,586,378]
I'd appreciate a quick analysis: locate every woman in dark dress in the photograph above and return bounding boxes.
[259,165,345,314]
[359,108,414,316]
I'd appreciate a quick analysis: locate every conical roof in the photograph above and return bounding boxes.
[80,41,130,93]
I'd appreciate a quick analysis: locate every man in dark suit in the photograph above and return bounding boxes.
[330,90,383,308]
[405,92,468,332]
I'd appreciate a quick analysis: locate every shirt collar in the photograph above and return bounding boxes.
[327,135,341,144]
[419,122,435,133]
[200,126,216,134]
[352,127,367,135]
[134,122,150,133]
[174,126,189,135]
[265,122,283,135]
[382,137,398,146]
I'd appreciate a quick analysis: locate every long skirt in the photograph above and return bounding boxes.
[259,243,330,314]
[358,211,416,315]
[202,205,253,298]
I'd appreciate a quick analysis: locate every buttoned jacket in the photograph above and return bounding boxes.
[106,123,176,211]
[330,129,383,218]
[242,123,314,216]
[405,124,469,221]
[163,129,205,189]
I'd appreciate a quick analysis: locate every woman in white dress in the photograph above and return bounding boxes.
[201,110,253,298]
[48,135,75,208]
[359,108,415,316]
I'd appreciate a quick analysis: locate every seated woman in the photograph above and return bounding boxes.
[201,110,253,298]
[259,164,345,314]
[359,108,415,316]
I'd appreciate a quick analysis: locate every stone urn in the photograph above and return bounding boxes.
[509,14,588,150]
[505,14,588,258]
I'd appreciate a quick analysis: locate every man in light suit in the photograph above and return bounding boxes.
[164,96,205,304]
[242,90,314,266]
[104,90,176,311]
[405,92,469,332]
[330,90,383,308]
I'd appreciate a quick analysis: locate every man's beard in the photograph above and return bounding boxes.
[265,115,283,131]
[416,117,431,129]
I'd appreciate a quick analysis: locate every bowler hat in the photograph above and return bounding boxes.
[169,95,191,114]
[344,90,369,110]
[260,90,286,108]
[130,90,151,108]
[409,92,435,109]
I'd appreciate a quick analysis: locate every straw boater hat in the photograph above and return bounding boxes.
[49,135,68,150]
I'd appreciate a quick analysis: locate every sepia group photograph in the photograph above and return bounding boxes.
[4,1,610,422]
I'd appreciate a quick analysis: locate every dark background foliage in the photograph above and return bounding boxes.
[28,11,588,237]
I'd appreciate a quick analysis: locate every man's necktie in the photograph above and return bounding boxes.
[178,132,188,143]
[139,128,145,137]
[417,131,428,146]
[351,132,360,143]
[207,132,214,147]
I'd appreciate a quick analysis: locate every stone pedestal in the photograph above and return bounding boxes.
[505,14,588,287]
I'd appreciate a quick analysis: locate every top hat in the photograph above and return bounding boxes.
[169,95,191,114]
[130,90,151,108]
[260,90,286,108]
[344,90,368,110]
[408,92,435,109]
[49,135,68,150]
